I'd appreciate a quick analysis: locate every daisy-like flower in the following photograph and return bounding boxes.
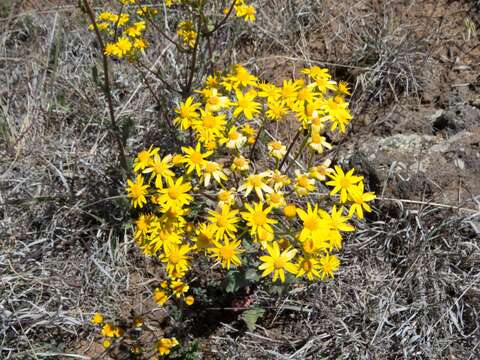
[296,257,321,281]
[157,177,193,209]
[308,131,332,154]
[325,165,363,203]
[265,99,288,121]
[217,188,235,207]
[143,154,174,189]
[202,161,227,187]
[267,170,291,191]
[238,172,274,200]
[192,110,226,144]
[297,203,328,242]
[221,126,247,149]
[162,243,191,278]
[321,205,354,233]
[209,238,244,269]
[319,253,340,279]
[174,96,201,130]
[267,140,287,160]
[309,159,333,181]
[193,223,216,250]
[241,202,277,238]
[133,146,159,172]
[347,182,376,219]
[257,82,281,100]
[170,279,189,298]
[259,242,297,283]
[126,175,149,208]
[199,88,230,112]
[266,191,286,208]
[231,155,250,171]
[208,206,240,240]
[230,64,258,88]
[153,288,168,306]
[294,171,316,196]
[232,89,261,119]
[181,143,213,176]
[156,338,179,356]
[91,312,104,325]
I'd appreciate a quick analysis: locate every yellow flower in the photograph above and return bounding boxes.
[325,165,363,203]
[238,172,273,201]
[101,323,117,337]
[241,202,277,238]
[91,312,103,325]
[209,237,243,269]
[202,161,227,187]
[347,182,376,219]
[193,223,216,250]
[153,288,168,305]
[296,257,321,281]
[259,242,297,283]
[184,295,195,306]
[322,97,352,133]
[114,37,132,57]
[162,243,191,278]
[126,175,149,208]
[221,126,247,149]
[181,143,213,176]
[217,189,235,207]
[124,21,145,37]
[230,64,258,88]
[174,96,201,130]
[319,253,340,279]
[208,206,240,240]
[266,191,286,208]
[170,279,189,297]
[156,337,179,356]
[134,146,159,172]
[231,155,250,171]
[308,131,332,154]
[267,170,290,190]
[294,171,316,196]
[309,159,333,181]
[265,99,288,121]
[157,176,192,209]
[198,88,230,112]
[283,204,297,218]
[257,82,281,100]
[337,81,351,95]
[192,109,226,144]
[321,205,354,233]
[297,203,328,242]
[143,154,174,189]
[102,340,111,348]
[267,140,286,160]
[232,89,261,119]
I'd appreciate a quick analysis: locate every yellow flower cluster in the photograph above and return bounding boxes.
[153,279,195,306]
[126,65,375,285]
[233,1,256,23]
[89,5,155,59]
[176,20,197,48]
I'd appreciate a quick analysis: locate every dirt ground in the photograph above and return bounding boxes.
[1,0,479,359]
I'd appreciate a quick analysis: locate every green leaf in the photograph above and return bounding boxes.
[222,268,260,293]
[240,307,265,332]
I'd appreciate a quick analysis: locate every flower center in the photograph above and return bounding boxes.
[168,187,179,199]
[298,176,309,188]
[229,131,239,141]
[219,246,234,260]
[190,151,203,164]
[273,256,286,269]
[253,211,267,225]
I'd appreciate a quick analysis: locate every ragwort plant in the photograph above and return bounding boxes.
[84,0,375,357]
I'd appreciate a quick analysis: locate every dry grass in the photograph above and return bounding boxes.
[1,1,479,359]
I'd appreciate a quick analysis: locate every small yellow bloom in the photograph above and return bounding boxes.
[91,312,103,325]
[184,295,195,306]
